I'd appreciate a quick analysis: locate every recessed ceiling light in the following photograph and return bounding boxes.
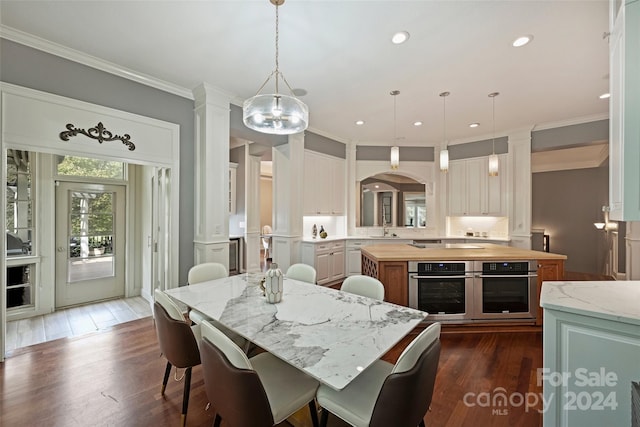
[391,31,410,44]
[469,123,480,128]
[599,93,611,99]
[512,35,533,47]
[414,121,423,126]
[355,120,365,125]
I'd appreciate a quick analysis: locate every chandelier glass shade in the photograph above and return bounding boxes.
[242,0,308,135]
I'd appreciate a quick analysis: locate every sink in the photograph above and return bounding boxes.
[409,243,484,249]
[444,243,484,249]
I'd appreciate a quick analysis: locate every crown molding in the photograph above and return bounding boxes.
[1,25,194,100]
[531,112,609,132]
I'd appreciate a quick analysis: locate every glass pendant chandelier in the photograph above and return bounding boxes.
[488,92,500,176]
[439,91,450,172]
[390,90,400,170]
[243,0,308,135]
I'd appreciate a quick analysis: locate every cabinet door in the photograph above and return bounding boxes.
[346,248,362,275]
[485,155,506,216]
[330,158,345,215]
[330,249,345,281]
[466,158,484,215]
[448,161,467,215]
[303,151,320,215]
[315,251,331,284]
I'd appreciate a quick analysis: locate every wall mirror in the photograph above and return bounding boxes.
[358,173,426,227]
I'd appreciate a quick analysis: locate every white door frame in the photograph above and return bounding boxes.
[0,83,181,361]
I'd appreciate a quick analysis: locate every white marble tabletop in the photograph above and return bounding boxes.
[165,273,427,390]
[540,280,640,326]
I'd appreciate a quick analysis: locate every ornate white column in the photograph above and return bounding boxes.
[244,153,262,273]
[625,221,640,279]
[372,194,379,227]
[508,129,532,249]
[271,133,305,272]
[192,83,232,268]
[346,141,358,234]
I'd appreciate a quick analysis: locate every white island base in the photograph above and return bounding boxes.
[540,281,640,427]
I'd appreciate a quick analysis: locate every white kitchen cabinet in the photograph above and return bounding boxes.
[346,238,412,275]
[447,156,506,216]
[541,281,640,427]
[609,0,640,221]
[303,151,345,215]
[301,240,345,285]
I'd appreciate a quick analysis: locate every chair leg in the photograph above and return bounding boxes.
[181,367,193,427]
[308,400,319,427]
[319,408,329,427]
[213,413,222,427]
[161,361,172,395]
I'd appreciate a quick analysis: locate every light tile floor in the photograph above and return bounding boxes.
[5,296,152,353]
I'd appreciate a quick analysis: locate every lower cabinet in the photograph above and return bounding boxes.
[543,308,640,426]
[301,240,345,286]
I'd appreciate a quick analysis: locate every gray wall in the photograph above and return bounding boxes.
[532,166,613,274]
[1,39,196,285]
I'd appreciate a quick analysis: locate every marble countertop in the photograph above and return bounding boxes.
[301,235,510,243]
[360,243,566,261]
[540,281,640,326]
[165,273,427,390]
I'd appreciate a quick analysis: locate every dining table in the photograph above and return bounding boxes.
[164,272,427,391]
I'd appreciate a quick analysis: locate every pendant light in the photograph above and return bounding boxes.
[390,90,400,170]
[439,91,450,172]
[488,92,500,176]
[243,0,308,135]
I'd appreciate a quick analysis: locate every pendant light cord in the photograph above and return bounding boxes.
[274,2,280,94]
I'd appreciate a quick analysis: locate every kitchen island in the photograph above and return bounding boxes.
[361,243,566,326]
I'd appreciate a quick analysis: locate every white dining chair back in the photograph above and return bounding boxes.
[188,262,228,284]
[286,263,317,284]
[316,322,441,427]
[154,288,187,321]
[340,275,385,301]
[199,320,320,427]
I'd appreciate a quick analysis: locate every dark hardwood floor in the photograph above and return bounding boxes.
[0,317,543,427]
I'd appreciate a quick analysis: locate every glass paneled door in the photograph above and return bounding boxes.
[55,182,125,308]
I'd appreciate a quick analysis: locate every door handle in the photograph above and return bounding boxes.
[57,246,65,252]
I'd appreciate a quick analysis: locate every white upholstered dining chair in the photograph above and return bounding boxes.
[340,275,385,301]
[285,263,317,284]
[317,322,442,427]
[199,320,320,427]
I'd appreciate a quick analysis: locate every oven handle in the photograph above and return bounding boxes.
[474,274,538,279]
[410,274,475,279]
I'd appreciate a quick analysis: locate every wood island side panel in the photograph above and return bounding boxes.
[361,253,408,306]
[535,259,565,326]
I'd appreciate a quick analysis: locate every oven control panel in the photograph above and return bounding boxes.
[482,261,534,274]
[410,262,470,275]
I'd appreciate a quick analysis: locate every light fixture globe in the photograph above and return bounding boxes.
[242,0,309,135]
[243,93,309,135]
[440,149,449,172]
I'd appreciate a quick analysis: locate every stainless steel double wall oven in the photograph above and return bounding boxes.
[408,260,538,323]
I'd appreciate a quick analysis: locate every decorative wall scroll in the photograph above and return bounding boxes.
[59,122,136,151]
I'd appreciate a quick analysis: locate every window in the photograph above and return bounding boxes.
[56,155,125,180]
[6,150,33,257]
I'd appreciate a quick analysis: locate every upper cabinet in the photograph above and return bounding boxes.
[447,155,507,217]
[609,0,640,221]
[303,150,345,215]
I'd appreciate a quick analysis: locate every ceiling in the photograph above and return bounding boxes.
[0,1,610,148]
